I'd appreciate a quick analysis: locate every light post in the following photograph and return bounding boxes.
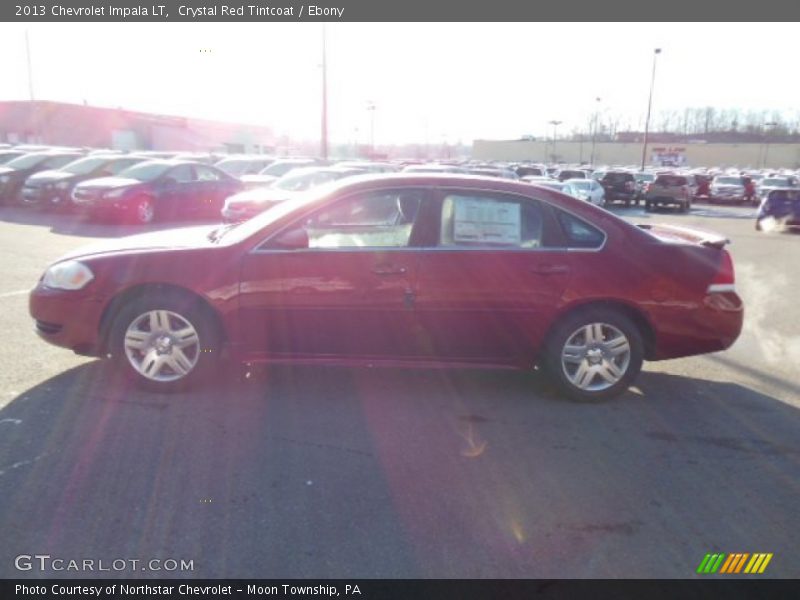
[549,119,562,164]
[590,97,601,166]
[640,48,662,172]
[763,121,777,168]
[366,101,376,156]
[320,24,328,160]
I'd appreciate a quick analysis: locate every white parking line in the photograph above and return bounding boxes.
[0,290,29,299]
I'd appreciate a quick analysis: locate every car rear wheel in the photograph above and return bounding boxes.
[644,201,653,212]
[543,308,644,401]
[132,196,155,225]
[109,293,221,392]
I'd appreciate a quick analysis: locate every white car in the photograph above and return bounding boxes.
[562,178,606,206]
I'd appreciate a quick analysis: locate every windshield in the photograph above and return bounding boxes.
[569,181,592,190]
[273,170,338,191]
[61,156,110,175]
[5,153,49,169]
[762,178,792,186]
[716,177,743,185]
[259,161,311,177]
[635,173,655,182]
[117,161,172,182]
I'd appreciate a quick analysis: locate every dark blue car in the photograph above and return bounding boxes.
[755,189,800,232]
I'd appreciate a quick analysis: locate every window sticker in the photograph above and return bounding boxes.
[452,197,521,245]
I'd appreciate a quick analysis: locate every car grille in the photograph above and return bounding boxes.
[35,320,63,335]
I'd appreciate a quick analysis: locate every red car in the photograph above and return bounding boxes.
[29,174,743,401]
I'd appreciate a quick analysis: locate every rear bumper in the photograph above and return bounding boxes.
[29,283,107,356]
[646,195,686,205]
[649,291,744,360]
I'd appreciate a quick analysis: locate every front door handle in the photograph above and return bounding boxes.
[530,264,570,275]
[371,265,407,276]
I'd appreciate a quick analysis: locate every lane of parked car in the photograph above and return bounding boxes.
[1,143,799,232]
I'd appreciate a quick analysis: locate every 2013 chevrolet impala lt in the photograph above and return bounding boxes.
[29,174,744,400]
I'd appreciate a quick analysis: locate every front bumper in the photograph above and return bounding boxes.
[29,282,108,356]
[21,186,70,208]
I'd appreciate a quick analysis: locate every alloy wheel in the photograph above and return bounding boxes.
[560,322,631,391]
[123,310,200,382]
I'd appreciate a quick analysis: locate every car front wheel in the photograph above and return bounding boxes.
[109,293,221,392]
[543,309,644,401]
[131,195,155,225]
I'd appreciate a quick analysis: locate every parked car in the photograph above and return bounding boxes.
[756,176,799,206]
[562,178,606,206]
[515,165,547,178]
[0,150,26,165]
[241,158,323,189]
[402,164,467,174]
[633,172,656,202]
[334,161,398,173]
[0,151,84,204]
[555,169,587,182]
[592,170,637,206]
[71,160,242,224]
[467,167,519,179]
[222,166,368,222]
[709,175,747,204]
[30,174,743,401]
[522,177,567,192]
[755,189,800,231]
[215,156,275,178]
[21,155,147,211]
[643,174,692,212]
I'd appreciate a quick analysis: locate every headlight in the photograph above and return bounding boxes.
[0,175,9,184]
[103,187,127,199]
[42,261,94,290]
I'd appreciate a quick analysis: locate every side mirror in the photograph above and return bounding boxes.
[272,228,309,250]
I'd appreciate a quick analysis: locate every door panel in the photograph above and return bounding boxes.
[238,187,429,359]
[412,190,572,362]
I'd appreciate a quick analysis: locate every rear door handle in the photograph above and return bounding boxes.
[371,265,407,276]
[531,264,570,275]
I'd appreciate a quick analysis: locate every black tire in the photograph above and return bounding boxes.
[755,221,762,231]
[108,291,222,392]
[680,200,689,213]
[644,201,653,212]
[542,308,644,402]
[624,199,631,207]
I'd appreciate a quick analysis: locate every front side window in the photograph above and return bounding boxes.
[300,189,423,249]
[439,193,544,249]
[168,165,195,183]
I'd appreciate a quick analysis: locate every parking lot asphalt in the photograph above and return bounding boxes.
[0,203,798,578]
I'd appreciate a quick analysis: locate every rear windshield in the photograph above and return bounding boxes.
[715,177,743,185]
[655,175,687,186]
[603,172,633,183]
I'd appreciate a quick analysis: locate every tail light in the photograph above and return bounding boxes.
[707,249,735,293]
[644,183,651,193]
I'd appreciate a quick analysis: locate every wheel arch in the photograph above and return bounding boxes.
[98,282,227,355]
[544,299,657,361]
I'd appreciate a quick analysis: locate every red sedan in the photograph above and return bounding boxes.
[29,174,743,401]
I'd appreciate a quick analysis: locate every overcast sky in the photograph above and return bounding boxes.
[1,22,798,145]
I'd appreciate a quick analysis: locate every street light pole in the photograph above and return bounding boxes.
[320,24,328,160]
[366,101,376,157]
[640,48,662,172]
[763,121,777,168]
[549,120,562,164]
[590,97,601,166]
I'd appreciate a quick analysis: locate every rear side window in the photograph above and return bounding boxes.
[555,210,605,249]
[604,172,634,184]
[439,193,544,249]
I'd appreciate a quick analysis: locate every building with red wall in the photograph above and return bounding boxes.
[0,100,275,154]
